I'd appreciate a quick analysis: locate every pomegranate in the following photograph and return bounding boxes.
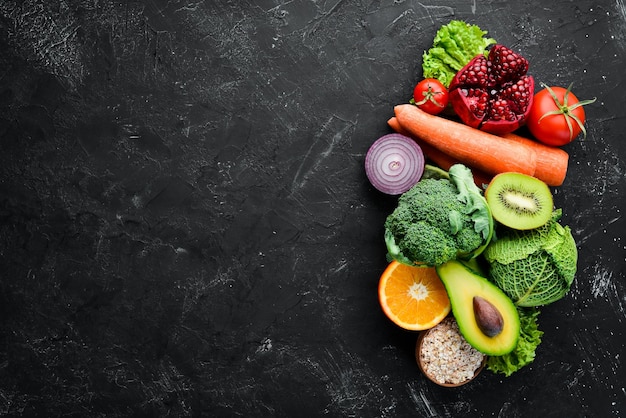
[448,44,534,134]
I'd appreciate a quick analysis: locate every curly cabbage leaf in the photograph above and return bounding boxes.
[487,307,543,376]
[422,20,496,87]
[484,210,577,307]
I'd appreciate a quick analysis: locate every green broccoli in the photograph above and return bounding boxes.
[384,164,493,267]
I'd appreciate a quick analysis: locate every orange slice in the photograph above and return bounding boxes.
[378,260,451,331]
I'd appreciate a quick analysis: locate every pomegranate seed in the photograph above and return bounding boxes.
[448,44,534,134]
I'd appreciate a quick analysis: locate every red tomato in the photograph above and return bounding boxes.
[413,78,449,115]
[526,84,596,146]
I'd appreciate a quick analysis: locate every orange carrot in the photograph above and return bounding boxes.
[387,116,492,187]
[501,133,569,186]
[387,117,458,168]
[394,104,539,178]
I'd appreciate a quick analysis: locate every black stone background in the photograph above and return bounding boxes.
[1,1,624,417]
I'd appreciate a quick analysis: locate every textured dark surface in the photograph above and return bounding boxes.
[0,1,624,417]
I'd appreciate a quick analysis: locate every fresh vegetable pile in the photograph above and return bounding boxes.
[367,20,595,384]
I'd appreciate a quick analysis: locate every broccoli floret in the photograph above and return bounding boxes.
[455,226,486,254]
[384,164,493,267]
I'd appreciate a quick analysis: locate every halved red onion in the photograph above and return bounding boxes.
[365,133,425,195]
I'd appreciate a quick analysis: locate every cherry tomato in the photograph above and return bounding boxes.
[413,78,449,115]
[526,84,596,146]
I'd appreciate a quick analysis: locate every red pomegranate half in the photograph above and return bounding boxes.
[449,44,534,135]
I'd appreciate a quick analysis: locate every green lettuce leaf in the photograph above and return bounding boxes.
[487,307,543,376]
[422,20,496,87]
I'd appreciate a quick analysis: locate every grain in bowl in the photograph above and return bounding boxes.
[416,317,486,386]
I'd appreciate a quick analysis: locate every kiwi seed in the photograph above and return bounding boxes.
[485,172,553,230]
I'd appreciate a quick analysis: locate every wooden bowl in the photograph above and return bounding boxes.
[415,318,487,387]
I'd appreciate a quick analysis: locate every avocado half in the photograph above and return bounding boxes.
[436,260,520,356]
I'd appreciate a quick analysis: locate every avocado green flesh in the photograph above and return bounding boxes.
[436,260,520,356]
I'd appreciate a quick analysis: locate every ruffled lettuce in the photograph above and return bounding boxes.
[487,307,543,376]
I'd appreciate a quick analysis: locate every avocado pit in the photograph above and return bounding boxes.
[473,296,504,337]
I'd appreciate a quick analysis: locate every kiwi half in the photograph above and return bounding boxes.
[485,172,553,230]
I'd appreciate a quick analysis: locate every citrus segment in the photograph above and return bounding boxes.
[378,261,451,330]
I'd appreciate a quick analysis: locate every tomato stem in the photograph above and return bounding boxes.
[415,85,445,108]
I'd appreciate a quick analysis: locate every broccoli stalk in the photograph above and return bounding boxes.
[384,164,494,267]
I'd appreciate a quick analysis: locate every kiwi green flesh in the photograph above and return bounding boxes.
[486,172,553,230]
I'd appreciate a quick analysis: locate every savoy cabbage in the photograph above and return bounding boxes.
[484,210,577,307]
